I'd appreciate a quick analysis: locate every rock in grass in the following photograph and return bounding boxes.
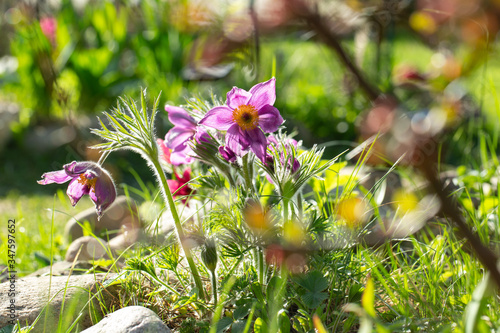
[0,273,118,332]
[65,196,142,242]
[26,261,94,277]
[80,306,171,333]
[65,236,111,262]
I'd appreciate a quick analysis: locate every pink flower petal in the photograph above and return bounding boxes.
[165,105,197,128]
[248,78,276,110]
[227,87,251,109]
[90,169,117,218]
[199,106,235,130]
[257,105,283,133]
[167,179,181,195]
[37,169,72,185]
[247,128,268,162]
[226,124,251,156]
[165,127,195,149]
[64,161,96,177]
[170,145,195,165]
[66,177,90,206]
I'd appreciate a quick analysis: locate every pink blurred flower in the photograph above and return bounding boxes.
[40,17,57,47]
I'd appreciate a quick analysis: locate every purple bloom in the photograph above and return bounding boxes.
[199,78,284,162]
[164,105,197,165]
[38,161,117,219]
[219,145,237,163]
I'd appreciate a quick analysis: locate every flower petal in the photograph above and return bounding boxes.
[37,169,73,185]
[165,127,195,149]
[89,169,117,218]
[157,138,172,164]
[170,145,195,165]
[257,105,283,133]
[66,177,90,206]
[226,123,250,156]
[199,106,234,130]
[64,161,97,177]
[248,78,276,110]
[177,168,192,183]
[165,105,197,128]
[219,146,237,163]
[227,87,251,109]
[195,126,212,145]
[247,128,268,162]
[167,179,181,194]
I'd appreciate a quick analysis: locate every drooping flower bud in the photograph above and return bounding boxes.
[201,237,218,272]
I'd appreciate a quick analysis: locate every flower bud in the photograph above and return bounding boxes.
[201,237,218,272]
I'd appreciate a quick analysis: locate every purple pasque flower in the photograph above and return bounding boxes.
[164,105,197,165]
[38,161,116,219]
[199,78,284,162]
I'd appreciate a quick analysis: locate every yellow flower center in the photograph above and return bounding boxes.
[78,174,97,189]
[233,104,259,131]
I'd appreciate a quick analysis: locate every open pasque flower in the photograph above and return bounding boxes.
[38,161,117,219]
[199,78,284,162]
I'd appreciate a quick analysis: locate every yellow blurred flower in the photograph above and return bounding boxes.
[336,197,367,228]
[283,220,305,247]
[409,11,437,35]
[243,201,270,233]
[392,189,419,214]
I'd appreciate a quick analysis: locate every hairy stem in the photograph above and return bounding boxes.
[242,154,255,194]
[211,270,218,307]
[151,158,206,300]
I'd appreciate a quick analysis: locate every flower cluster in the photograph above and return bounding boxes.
[159,78,284,168]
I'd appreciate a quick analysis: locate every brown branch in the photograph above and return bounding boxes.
[420,162,500,288]
[289,0,381,102]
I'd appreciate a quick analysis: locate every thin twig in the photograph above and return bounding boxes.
[290,0,381,101]
[420,162,500,288]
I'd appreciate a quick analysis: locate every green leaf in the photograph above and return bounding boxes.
[216,317,233,333]
[278,310,291,333]
[254,317,268,333]
[234,302,253,321]
[295,271,329,309]
[295,271,329,293]
[0,326,14,333]
[464,273,494,333]
[302,291,329,309]
[361,276,376,318]
[251,282,266,305]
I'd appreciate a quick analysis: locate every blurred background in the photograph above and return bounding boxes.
[1,0,500,197]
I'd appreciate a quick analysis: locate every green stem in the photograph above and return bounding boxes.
[282,197,289,224]
[258,247,264,286]
[211,270,218,307]
[242,154,254,194]
[151,158,206,300]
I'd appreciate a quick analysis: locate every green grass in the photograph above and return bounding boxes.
[0,191,93,276]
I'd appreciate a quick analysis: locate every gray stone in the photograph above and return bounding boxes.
[65,196,142,242]
[108,228,148,252]
[26,261,94,277]
[0,273,118,332]
[65,236,111,262]
[81,306,171,333]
